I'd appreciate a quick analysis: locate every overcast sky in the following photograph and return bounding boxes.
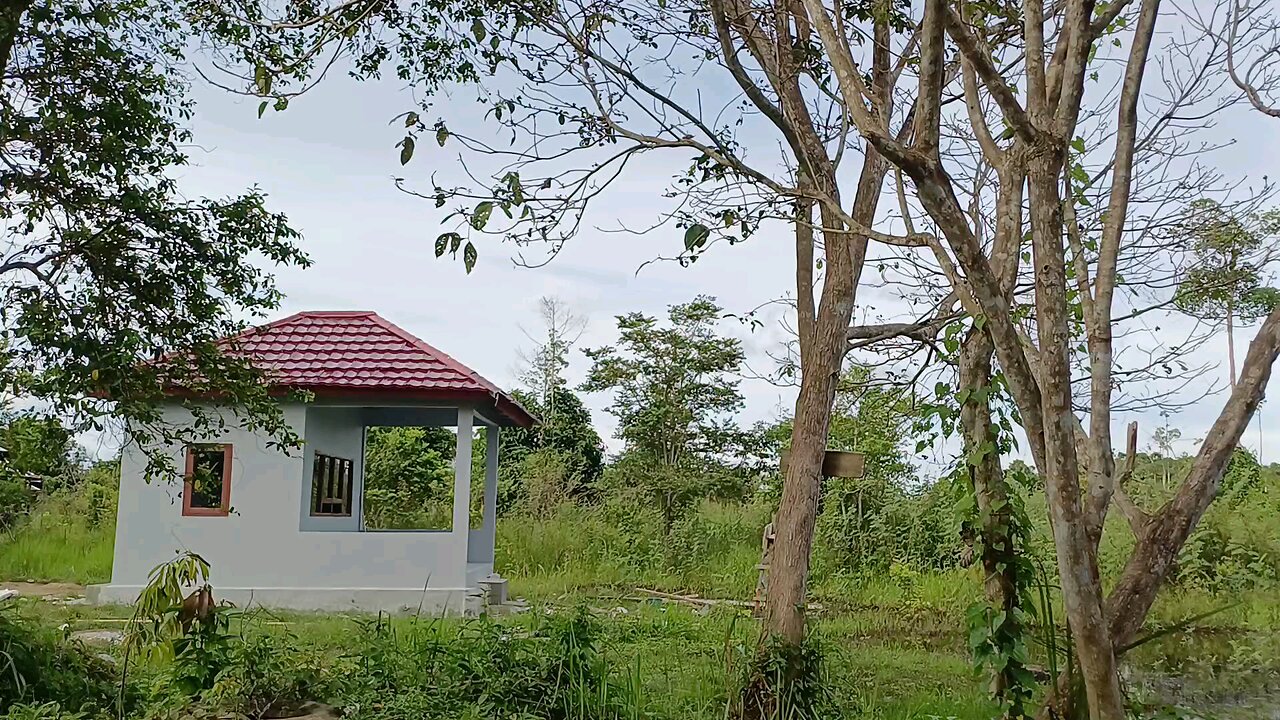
[137,34,1280,471]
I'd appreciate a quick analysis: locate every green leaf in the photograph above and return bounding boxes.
[471,201,494,230]
[463,241,478,273]
[405,111,420,128]
[435,233,458,258]
[683,223,710,251]
[257,101,268,119]
[436,125,449,147]
[254,64,271,96]
[1070,137,1086,154]
[471,18,487,42]
[399,136,415,166]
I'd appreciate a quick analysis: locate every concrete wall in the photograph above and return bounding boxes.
[104,403,470,610]
[300,406,365,533]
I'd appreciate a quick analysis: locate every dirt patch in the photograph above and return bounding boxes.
[0,581,86,599]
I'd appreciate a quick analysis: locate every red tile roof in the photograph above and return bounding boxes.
[219,311,534,426]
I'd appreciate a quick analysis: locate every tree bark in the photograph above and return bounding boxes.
[1026,154,1126,720]
[765,155,884,644]
[958,329,1019,700]
[1227,308,1237,387]
[0,0,32,85]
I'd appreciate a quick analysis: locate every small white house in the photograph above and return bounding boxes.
[90,310,535,615]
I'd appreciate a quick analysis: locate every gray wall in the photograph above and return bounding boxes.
[108,403,468,595]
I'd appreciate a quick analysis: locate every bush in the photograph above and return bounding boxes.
[0,611,122,714]
[0,703,89,720]
[0,475,32,530]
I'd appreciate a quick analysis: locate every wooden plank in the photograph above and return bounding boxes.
[779,449,865,478]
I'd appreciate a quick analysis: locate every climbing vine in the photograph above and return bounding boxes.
[913,319,1039,718]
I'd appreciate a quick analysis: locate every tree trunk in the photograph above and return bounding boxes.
[1106,306,1280,646]
[0,0,33,84]
[958,330,1020,701]
[1227,308,1237,387]
[763,154,885,646]
[1026,156,1126,720]
[1039,307,1280,720]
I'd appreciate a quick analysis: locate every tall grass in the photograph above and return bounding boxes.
[0,496,114,584]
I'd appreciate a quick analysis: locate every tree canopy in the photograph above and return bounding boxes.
[1,0,309,472]
[582,296,744,469]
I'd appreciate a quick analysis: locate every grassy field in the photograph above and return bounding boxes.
[3,493,1280,719]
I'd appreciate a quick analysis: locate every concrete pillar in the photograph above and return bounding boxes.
[452,407,473,582]
[481,425,499,564]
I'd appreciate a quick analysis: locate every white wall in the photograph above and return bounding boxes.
[108,403,468,598]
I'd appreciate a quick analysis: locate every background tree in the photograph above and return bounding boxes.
[1,0,309,474]
[582,296,745,530]
[583,296,744,469]
[1173,199,1280,386]
[518,297,587,419]
[500,387,604,503]
[0,413,78,481]
[362,426,455,528]
[766,366,917,569]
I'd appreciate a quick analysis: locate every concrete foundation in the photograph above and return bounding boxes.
[88,584,485,616]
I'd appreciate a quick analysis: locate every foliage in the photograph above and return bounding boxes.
[0,611,121,714]
[1172,200,1280,323]
[510,448,576,519]
[739,634,830,720]
[0,0,309,479]
[0,462,118,583]
[123,551,214,659]
[0,415,79,483]
[501,388,605,502]
[582,296,745,468]
[362,426,455,528]
[0,474,32,531]
[196,631,323,718]
[333,607,646,720]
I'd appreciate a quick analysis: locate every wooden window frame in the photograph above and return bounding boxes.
[310,453,354,517]
[182,444,233,517]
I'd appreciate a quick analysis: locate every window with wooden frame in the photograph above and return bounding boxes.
[311,454,354,517]
[183,444,233,516]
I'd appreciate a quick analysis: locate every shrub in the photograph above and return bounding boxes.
[334,608,645,720]
[0,474,32,531]
[0,611,122,714]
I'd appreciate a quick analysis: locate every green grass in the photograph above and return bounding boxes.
[0,504,114,585]
[4,492,1280,719]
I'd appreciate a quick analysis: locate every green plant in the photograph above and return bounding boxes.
[0,703,88,720]
[0,611,121,714]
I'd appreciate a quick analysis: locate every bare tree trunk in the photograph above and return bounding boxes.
[1027,157,1126,720]
[1227,308,1237,387]
[765,157,884,645]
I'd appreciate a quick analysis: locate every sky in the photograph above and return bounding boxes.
[113,29,1280,472]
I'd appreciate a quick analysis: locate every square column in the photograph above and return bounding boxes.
[452,407,473,585]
